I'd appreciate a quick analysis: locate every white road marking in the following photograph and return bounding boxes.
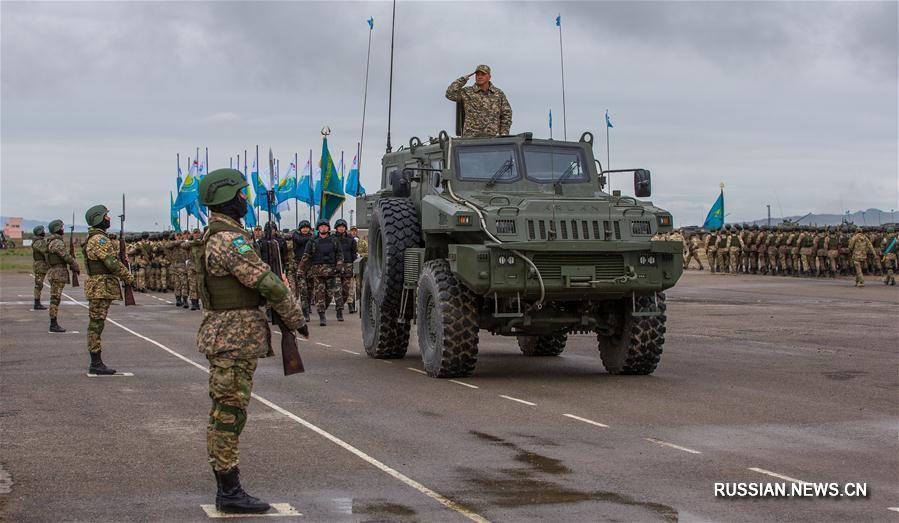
[407,367,427,375]
[379,360,393,364]
[164,300,173,304]
[645,438,702,454]
[316,342,332,348]
[748,467,807,484]
[58,290,488,523]
[563,413,609,428]
[887,507,899,513]
[449,380,479,389]
[341,349,360,355]
[201,503,301,518]
[499,395,536,406]
[86,372,135,378]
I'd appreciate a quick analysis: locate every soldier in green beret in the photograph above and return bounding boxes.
[31,225,49,310]
[82,204,135,374]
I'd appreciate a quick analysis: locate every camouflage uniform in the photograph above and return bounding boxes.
[188,232,202,307]
[445,70,512,138]
[797,229,814,275]
[128,237,148,291]
[705,231,718,272]
[847,229,875,287]
[32,235,49,302]
[197,213,304,473]
[300,233,343,315]
[334,231,357,310]
[83,227,134,353]
[755,228,768,274]
[169,237,191,304]
[46,232,79,323]
[882,232,897,285]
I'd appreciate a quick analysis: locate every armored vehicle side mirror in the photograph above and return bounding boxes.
[390,170,411,198]
[634,169,651,198]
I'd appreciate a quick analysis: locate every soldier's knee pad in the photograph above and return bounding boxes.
[210,401,247,435]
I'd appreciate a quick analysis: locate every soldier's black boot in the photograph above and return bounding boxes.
[319,311,327,327]
[88,351,116,375]
[182,298,189,309]
[33,299,47,310]
[214,468,271,514]
[48,318,66,333]
[336,308,344,322]
[190,299,200,311]
[302,306,310,323]
[176,296,183,307]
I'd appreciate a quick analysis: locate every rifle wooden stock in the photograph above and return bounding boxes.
[118,236,136,306]
[275,313,304,375]
[69,226,80,287]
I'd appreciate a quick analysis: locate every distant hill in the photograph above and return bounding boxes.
[744,208,897,227]
[2,216,89,233]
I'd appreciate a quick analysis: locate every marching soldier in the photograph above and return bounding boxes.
[797,227,813,277]
[170,232,192,308]
[188,228,203,310]
[716,224,731,273]
[31,225,49,310]
[45,219,81,333]
[195,170,307,514]
[847,226,875,287]
[333,219,357,317]
[82,204,135,375]
[882,227,896,286]
[705,229,718,273]
[353,226,368,307]
[756,226,768,275]
[291,220,314,320]
[300,219,343,326]
[445,64,513,137]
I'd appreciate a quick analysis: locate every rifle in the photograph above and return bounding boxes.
[69,212,80,287]
[265,148,304,375]
[118,194,136,306]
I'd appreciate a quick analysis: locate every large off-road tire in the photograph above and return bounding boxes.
[517,333,568,356]
[597,293,667,375]
[361,273,410,358]
[367,198,421,311]
[416,259,479,378]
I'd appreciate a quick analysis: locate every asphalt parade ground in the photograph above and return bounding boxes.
[1,271,897,522]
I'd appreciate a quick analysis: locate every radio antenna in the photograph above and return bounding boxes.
[385,0,396,153]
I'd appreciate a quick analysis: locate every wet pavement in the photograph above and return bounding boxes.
[1,270,896,522]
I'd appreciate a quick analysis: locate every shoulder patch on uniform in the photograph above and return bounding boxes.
[237,244,254,254]
[232,237,247,247]
[99,238,108,245]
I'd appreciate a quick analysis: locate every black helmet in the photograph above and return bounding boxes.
[141,232,150,239]
[298,220,311,229]
[316,219,330,229]
[335,219,348,229]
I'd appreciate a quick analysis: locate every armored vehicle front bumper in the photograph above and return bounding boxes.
[448,240,683,299]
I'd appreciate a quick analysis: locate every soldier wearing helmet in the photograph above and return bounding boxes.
[299,219,344,326]
[882,226,897,286]
[44,219,81,333]
[333,218,357,316]
[82,205,133,374]
[291,219,314,321]
[31,225,50,310]
[847,226,875,287]
[196,169,307,514]
[186,228,203,310]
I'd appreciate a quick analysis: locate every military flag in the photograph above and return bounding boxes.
[295,159,316,206]
[169,191,182,232]
[702,188,725,230]
[173,161,199,211]
[318,137,345,221]
[344,154,365,197]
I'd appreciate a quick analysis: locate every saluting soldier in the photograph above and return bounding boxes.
[195,169,307,514]
[445,64,513,137]
[45,219,81,333]
[82,205,135,375]
[300,219,343,326]
[31,225,50,310]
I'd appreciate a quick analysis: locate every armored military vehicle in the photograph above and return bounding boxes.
[356,131,683,377]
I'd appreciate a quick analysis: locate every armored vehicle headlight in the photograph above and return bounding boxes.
[457,215,473,226]
[507,255,516,265]
[658,215,672,226]
[498,255,507,265]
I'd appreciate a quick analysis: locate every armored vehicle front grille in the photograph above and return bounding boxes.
[560,220,568,239]
[593,221,601,239]
[570,220,579,240]
[631,220,652,236]
[527,220,536,240]
[496,219,516,235]
[613,221,621,239]
[532,254,625,280]
[539,220,547,239]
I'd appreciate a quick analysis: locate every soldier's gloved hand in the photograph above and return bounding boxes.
[295,325,309,339]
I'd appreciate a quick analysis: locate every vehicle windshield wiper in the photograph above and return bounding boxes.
[486,157,514,187]
[554,160,579,186]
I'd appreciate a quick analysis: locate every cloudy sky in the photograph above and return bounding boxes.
[2,1,896,230]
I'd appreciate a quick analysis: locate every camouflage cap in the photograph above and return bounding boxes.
[32,225,45,236]
[475,64,491,74]
[48,219,64,234]
[85,204,109,227]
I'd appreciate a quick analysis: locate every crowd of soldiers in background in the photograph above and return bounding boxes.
[120,221,368,321]
[668,224,897,287]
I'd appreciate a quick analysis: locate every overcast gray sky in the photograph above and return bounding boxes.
[2,1,896,230]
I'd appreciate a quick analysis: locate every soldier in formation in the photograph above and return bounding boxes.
[299,219,344,326]
[82,204,135,375]
[333,219,357,315]
[169,231,192,308]
[196,170,307,514]
[445,64,513,138]
[45,219,81,333]
[188,228,203,310]
[31,225,49,310]
[291,220,314,321]
[681,223,896,285]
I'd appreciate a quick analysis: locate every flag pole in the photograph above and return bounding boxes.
[360,17,373,187]
[340,150,345,220]
[309,149,314,222]
[557,13,567,141]
[255,145,260,226]
[177,152,182,231]
[186,155,191,231]
[295,152,299,229]
[549,109,553,140]
[606,115,611,192]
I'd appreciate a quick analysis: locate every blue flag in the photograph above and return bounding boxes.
[173,161,199,211]
[275,162,298,205]
[241,174,257,228]
[187,198,207,226]
[295,160,316,205]
[367,17,373,29]
[555,14,560,26]
[318,137,346,221]
[702,190,725,230]
[549,110,553,130]
[170,192,181,232]
[344,154,365,197]
[250,159,269,209]
[605,110,614,129]
[177,165,183,192]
